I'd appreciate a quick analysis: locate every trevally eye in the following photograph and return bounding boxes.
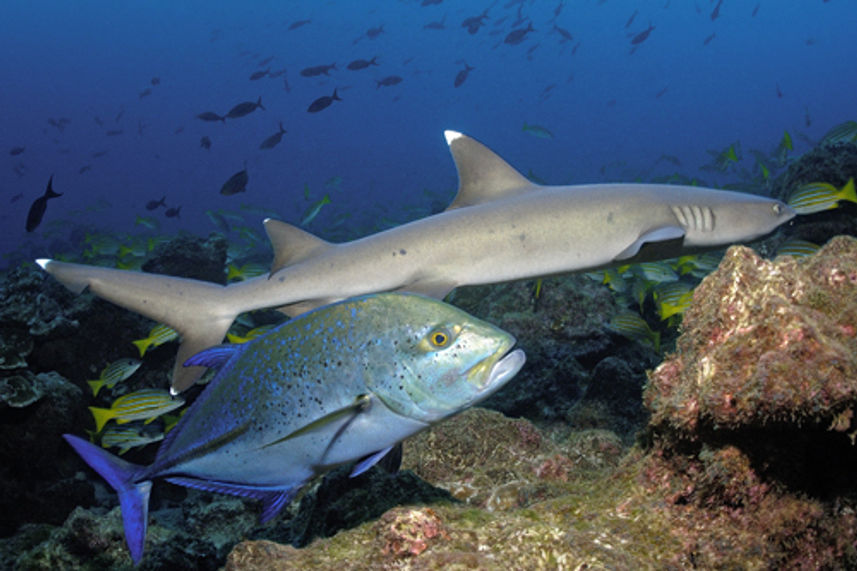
[429,329,451,348]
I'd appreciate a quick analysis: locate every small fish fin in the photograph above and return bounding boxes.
[263,218,332,274]
[614,226,686,261]
[350,445,394,477]
[88,406,114,433]
[841,178,857,203]
[395,279,457,300]
[63,434,151,565]
[443,130,537,210]
[165,477,300,524]
[88,379,105,397]
[45,175,62,199]
[183,344,241,369]
[131,337,151,357]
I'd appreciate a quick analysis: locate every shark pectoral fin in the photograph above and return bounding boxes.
[443,130,538,210]
[165,476,300,524]
[614,226,686,261]
[263,218,332,275]
[349,445,394,477]
[172,323,234,393]
[396,279,457,300]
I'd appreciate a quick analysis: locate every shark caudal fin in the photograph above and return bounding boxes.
[63,434,152,565]
[36,259,237,393]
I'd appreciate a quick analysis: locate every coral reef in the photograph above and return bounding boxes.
[646,236,857,438]
[140,232,228,284]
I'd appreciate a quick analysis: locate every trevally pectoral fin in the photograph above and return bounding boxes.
[614,226,686,261]
[165,476,300,524]
[259,394,372,450]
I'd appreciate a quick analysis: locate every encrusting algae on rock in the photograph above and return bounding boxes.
[646,235,857,437]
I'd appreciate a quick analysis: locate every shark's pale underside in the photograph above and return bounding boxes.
[38,131,795,392]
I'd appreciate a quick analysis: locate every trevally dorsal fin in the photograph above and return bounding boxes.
[264,218,333,275]
[443,130,538,210]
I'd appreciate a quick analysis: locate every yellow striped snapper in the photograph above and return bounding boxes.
[608,310,660,352]
[131,324,179,357]
[653,281,695,321]
[87,358,142,396]
[775,238,821,258]
[88,388,184,432]
[821,120,857,144]
[787,178,856,214]
[101,423,165,455]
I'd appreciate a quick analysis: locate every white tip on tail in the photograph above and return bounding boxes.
[444,130,463,145]
[35,258,51,270]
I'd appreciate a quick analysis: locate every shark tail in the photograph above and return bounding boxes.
[63,434,152,565]
[36,259,238,393]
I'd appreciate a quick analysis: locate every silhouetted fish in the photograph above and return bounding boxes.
[504,22,534,45]
[630,23,655,45]
[26,175,62,232]
[454,63,474,87]
[288,19,311,30]
[260,122,287,149]
[197,111,225,123]
[200,136,212,149]
[226,97,265,119]
[249,69,269,80]
[146,196,166,210]
[165,206,181,218]
[366,25,384,38]
[347,57,378,70]
[300,63,336,77]
[9,146,24,156]
[220,167,249,195]
[307,89,341,113]
[376,75,403,88]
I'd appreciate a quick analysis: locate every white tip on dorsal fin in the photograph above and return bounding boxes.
[443,130,537,210]
[264,218,332,275]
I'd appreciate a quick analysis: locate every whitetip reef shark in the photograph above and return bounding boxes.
[37,130,795,392]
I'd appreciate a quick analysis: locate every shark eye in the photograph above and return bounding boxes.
[773,203,783,215]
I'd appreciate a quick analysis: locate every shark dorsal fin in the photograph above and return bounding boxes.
[443,130,537,210]
[264,218,332,274]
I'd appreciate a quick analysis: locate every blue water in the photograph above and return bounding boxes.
[2,0,855,268]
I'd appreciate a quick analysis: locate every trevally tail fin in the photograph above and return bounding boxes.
[36,259,237,393]
[63,434,152,565]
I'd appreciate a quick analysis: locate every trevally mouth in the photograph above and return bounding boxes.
[466,344,526,392]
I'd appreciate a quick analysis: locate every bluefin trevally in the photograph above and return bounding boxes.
[63,292,525,564]
[37,130,794,392]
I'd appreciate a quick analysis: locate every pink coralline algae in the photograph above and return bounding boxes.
[645,236,857,438]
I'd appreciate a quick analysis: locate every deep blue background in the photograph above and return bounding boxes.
[2,0,854,268]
